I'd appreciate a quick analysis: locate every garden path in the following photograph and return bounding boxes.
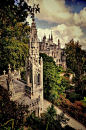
[43,99,86,130]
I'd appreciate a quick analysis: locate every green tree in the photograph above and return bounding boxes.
[61,76,70,91]
[0,23,30,71]
[40,53,65,100]
[42,104,62,130]
[65,39,86,94]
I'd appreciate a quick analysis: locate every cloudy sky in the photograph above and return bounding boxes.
[26,0,86,49]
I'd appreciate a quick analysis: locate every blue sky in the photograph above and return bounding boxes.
[26,0,86,49]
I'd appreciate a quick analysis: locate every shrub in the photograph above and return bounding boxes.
[74,101,83,107]
[64,73,70,77]
[68,92,83,103]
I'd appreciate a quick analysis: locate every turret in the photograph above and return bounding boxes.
[43,34,46,43]
[58,39,61,49]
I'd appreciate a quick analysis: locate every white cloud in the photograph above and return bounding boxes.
[37,24,84,48]
[73,7,86,27]
[80,38,86,49]
[26,0,73,24]
[26,16,32,26]
[25,0,86,49]
[26,0,86,28]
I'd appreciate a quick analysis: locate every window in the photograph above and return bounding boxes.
[34,74,37,84]
[54,53,56,58]
[38,74,40,85]
[59,64,62,66]
[46,43,48,45]
[59,59,60,62]
[39,46,41,50]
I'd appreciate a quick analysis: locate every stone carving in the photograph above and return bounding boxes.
[3,70,6,75]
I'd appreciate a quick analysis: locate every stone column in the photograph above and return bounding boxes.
[32,58,34,97]
[35,108,39,117]
[3,70,6,75]
[40,57,43,113]
[8,64,11,73]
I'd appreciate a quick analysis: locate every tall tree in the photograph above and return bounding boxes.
[0,0,40,73]
[65,39,86,94]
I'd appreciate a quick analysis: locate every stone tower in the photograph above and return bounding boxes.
[26,17,43,114]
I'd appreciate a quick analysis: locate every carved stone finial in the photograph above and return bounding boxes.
[8,64,11,73]
[3,70,6,75]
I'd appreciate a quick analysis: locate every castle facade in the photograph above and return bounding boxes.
[39,33,66,69]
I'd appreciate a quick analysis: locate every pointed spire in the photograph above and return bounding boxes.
[51,31,53,41]
[58,39,60,44]
[49,34,50,41]
[58,39,61,48]
[43,33,46,39]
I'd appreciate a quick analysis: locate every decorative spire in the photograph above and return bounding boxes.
[51,31,53,41]
[49,34,50,41]
[58,39,61,48]
[43,33,46,39]
[3,70,6,75]
[58,39,60,44]
[8,64,11,73]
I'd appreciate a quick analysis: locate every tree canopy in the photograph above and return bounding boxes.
[40,53,65,101]
[65,39,86,95]
[0,0,32,73]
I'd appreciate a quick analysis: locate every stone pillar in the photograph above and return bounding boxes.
[7,64,15,98]
[35,108,39,117]
[8,64,11,73]
[26,70,30,86]
[40,57,43,113]
[32,58,34,97]
[3,70,6,75]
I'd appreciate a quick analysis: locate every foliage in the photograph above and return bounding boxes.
[0,0,31,73]
[68,92,83,103]
[40,53,65,100]
[61,76,70,91]
[0,36,29,72]
[66,68,74,74]
[0,86,29,129]
[81,97,86,106]
[21,69,26,81]
[26,105,70,130]
[65,39,86,95]
[54,94,86,126]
